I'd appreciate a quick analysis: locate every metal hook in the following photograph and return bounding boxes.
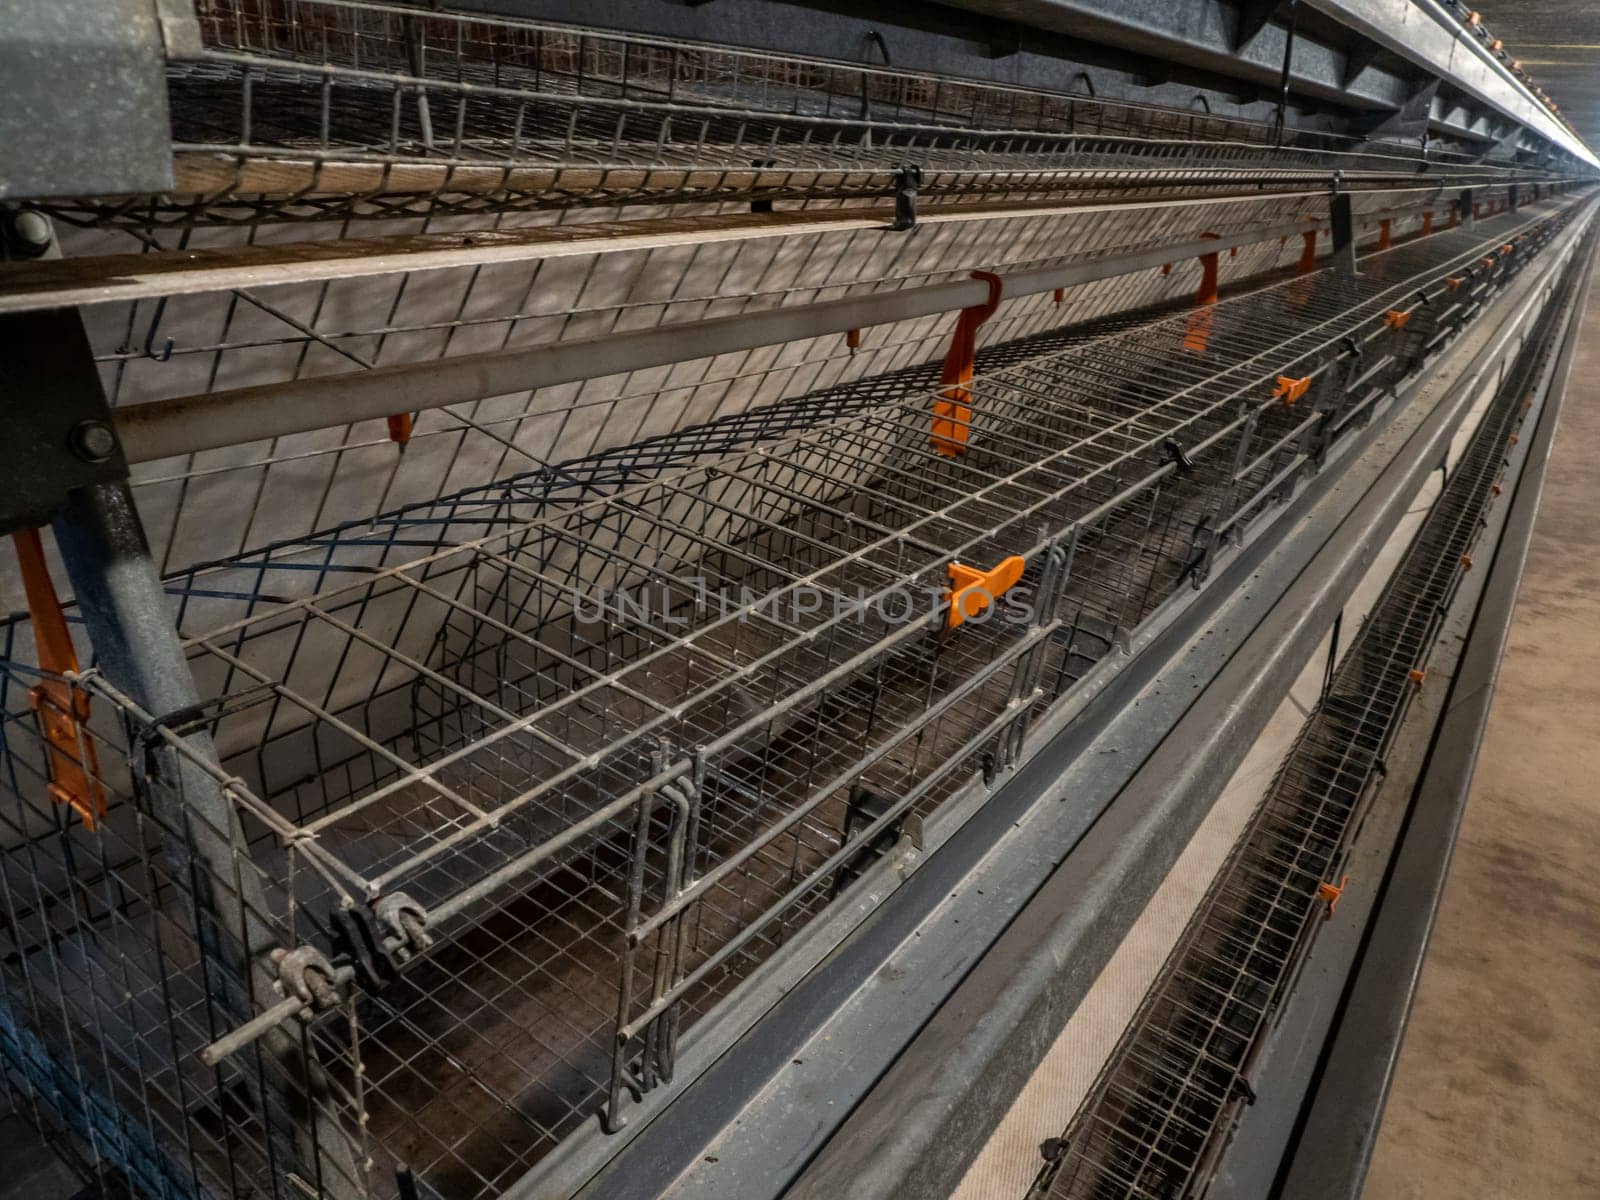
[142,297,175,363]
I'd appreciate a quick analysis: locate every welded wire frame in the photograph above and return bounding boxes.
[1034,226,1589,1200]
[66,185,1488,593]
[28,0,1558,230]
[0,204,1575,1200]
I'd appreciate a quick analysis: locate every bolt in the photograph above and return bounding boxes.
[71,419,117,463]
[5,210,53,258]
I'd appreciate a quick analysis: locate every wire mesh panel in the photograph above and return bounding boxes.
[1,188,1580,1200]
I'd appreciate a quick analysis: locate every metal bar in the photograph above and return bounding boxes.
[5,193,1342,315]
[110,199,1566,464]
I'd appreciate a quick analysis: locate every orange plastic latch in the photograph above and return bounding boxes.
[11,528,105,829]
[1052,287,1065,305]
[1444,276,1465,291]
[386,413,414,445]
[846,328,862,350]
[1480,256,1497,269]
[1161,262,1172,276]
[1273,375,1312,405]
[932,272,1003,458]
[1408,668,1427,686]
[1461,553,1474,570]
[946,555,1026,630]
[1317,874,1349,918]
[1491,482,1504,495]
[1195,232,1222,307]
[1500,243,1514,256]
[1509,433,1520,445]
[1384,309,1412,331]
[1296,217,1320,276]
[1182,305,1216,355]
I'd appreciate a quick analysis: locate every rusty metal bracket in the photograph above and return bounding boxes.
[0,306,129,534]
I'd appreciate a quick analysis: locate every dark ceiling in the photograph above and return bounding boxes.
[1479,1,1600,155]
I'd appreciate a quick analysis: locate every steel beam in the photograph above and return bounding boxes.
[111,195,1530,464]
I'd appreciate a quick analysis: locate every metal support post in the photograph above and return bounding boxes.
[1460,188,1476,231]
[51,481,361,1198]
[1331,188,1358,276]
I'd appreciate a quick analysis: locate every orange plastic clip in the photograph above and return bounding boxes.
[946,555,1026,630]
[932,272,1003,457]
[1297,219,1319,275]
[1444,276,1465,290]
[1408,668,1427,686]
[846,328,862,350]
[1317,874,1349,918]
[1500,243,1514,256]
[1461,553,1474,570]
[1480,256,1497,269]
[11,528,106,829]
[1052,287,1065,305]
[1383,309,1412,331]
[1195,232,1222,307]
[386,413,414,445]
[1273,375,1312,405]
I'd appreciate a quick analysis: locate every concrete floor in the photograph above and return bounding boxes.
[1363,265,1600,1198]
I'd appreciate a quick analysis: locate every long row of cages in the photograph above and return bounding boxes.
[38,0,1555,233]
[0,175,1583,1200]
[0,3,1590,1198]
[1037,215,1594,1200]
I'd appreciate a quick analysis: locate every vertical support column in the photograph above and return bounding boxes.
[1459,188,1476,232]
[1330,189,1358,276]
[1509,183,1520,212]
[51,481,360,1197]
